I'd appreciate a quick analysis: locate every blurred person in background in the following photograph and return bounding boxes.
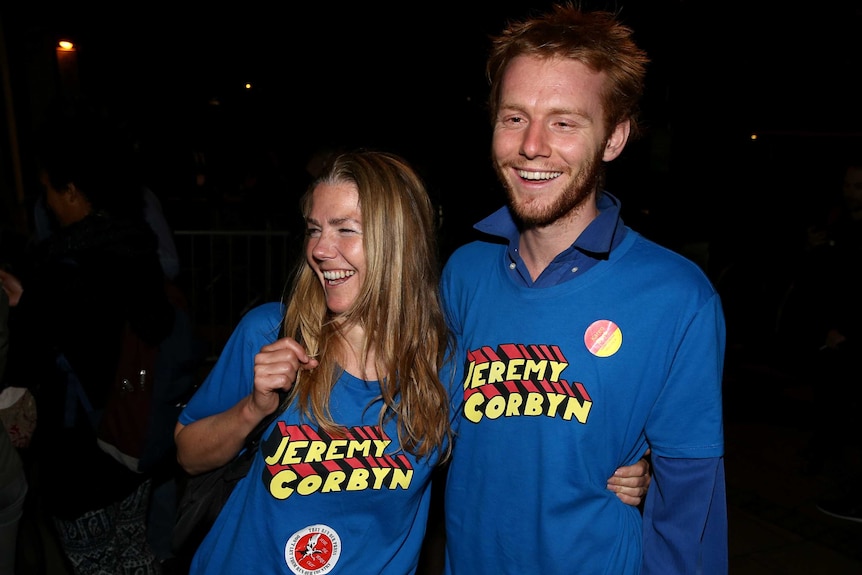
[0,112,174,575]
[781,152,862,522]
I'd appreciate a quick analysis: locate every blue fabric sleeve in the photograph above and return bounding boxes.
[646,293,725,459]
[642,455,727,575]
[178,302,284,425]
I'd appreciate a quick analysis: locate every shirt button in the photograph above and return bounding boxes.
[571,267,579,273]
[509,263,517,270]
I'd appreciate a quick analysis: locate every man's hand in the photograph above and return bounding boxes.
[607,449,651,506]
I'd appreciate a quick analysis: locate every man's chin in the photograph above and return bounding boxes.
[509,202,556,228]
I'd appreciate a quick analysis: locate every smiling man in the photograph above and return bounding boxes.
[439,5,728,574]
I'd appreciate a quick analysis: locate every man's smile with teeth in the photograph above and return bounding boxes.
[518,170,562,181]
[323,270,356,280]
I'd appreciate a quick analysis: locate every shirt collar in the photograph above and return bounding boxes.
[474,191,625,256]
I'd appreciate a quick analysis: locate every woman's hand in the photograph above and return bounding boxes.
[177,337,319,475]
[252,336,319,414]
[607,449,652,506]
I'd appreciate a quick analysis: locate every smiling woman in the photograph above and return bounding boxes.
[304,181,365,318]
[173,149,457,574]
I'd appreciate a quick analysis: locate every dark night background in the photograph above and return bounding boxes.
[2,0,862,260]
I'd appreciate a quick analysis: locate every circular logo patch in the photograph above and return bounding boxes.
[285,524,341,574]
[584,320,622,357]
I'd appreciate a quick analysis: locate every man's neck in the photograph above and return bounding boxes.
[518,201,599,282]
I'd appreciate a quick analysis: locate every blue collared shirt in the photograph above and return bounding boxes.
[473,192,628,287]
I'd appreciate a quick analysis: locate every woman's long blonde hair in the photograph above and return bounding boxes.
[282,150,453,462]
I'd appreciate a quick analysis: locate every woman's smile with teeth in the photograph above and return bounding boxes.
[323,270,356,281]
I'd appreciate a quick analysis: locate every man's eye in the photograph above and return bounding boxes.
[306,229,321,237]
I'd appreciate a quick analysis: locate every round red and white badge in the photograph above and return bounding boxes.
[285,524,341,574]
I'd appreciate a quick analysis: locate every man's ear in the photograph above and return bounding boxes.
[603,119,631,162]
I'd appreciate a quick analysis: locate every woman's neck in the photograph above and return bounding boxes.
[336,325,377,380]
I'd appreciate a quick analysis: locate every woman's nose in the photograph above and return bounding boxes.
[310,234,334,260]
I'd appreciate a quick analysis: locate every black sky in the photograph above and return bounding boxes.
[5,2,862,140]
[3,1,862,246]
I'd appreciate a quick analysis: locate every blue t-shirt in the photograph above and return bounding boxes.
[179,302,445,574]
[440,220,726,574]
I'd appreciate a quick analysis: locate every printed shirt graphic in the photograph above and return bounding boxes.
[440,230,725,575]
[179,302,440,574]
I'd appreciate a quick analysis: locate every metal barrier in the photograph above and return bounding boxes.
[173,229,299,361]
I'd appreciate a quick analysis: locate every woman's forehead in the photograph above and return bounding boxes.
[308,182,362,221]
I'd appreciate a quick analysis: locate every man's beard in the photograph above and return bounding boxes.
[497,150,604,228]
